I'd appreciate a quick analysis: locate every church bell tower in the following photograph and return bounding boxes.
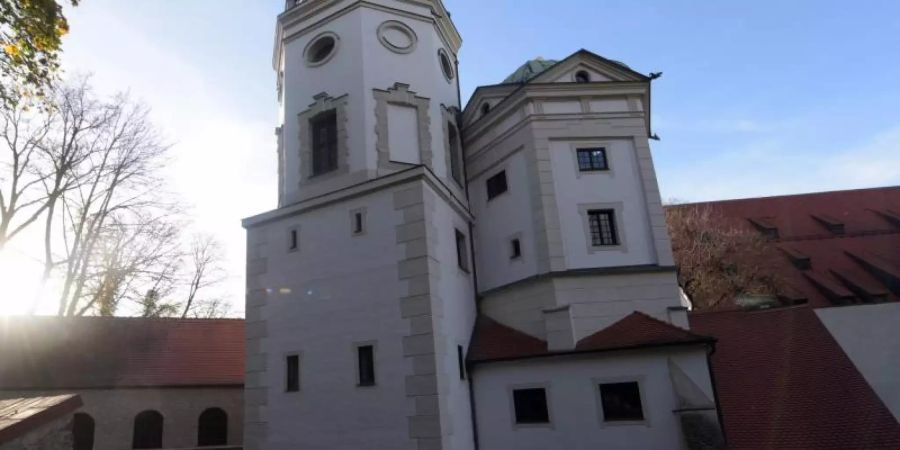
[244,1,475,449]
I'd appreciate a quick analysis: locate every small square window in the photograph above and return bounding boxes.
[457,345,466,380]
[599,382,644,422]
[577,148,608,172]
[455,229,469,272]
[285,355,300,392]
[357,345,376,387]
[486,171,508,200]
[510,238,522,259]
[513,388,550,424]
[588,209,619,246]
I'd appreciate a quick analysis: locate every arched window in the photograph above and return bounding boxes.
[197,408,228,447]
[72,413,94,450]
[575,70,591,83]
[132,410,163,449]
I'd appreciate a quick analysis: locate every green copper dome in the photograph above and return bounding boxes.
[502,58,559,84]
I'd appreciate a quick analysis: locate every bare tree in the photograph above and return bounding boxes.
[0,92,54,250]
[180,233,226,318]
[666,202,785,310]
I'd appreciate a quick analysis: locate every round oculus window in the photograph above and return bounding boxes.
[305,33,338,66]
[378,21,417,54]
[438,49,455,81]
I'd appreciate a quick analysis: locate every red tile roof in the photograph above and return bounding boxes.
[468,312,713,364]
[0,394,83,445]
[690,306,900,449]
[0,316,244,389]
[673,186,900,308]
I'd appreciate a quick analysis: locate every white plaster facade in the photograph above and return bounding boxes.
[245,1,721,449]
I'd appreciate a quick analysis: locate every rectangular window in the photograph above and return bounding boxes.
[448,123,463,185]
[353,212,363,234]
[577,147,608,171]
[455,229,469,272]
[311,110,338,175]
[288,228,298,251]
[457,345,466,380]
[599,382,644,421]
[286,355,300,392]
[357,345,375,386]
[513,388,550,424]
[588,209,619,246]
[510,238,522,259]
[486,170,508,200]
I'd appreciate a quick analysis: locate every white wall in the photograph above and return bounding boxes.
[469,150,539,292]
[549,138,656,270]
[470,348,712,450]
[258,188,415,449]
[816,303,900,421]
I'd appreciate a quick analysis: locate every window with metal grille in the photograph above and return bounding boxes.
[286,355,300,392]
[311,110,338,175]
[513,388,550,424]
[358,345,376,386]
[577,148,608,171]
[588,209,619,246]
[599,382,644,421]
[486,170,508,200]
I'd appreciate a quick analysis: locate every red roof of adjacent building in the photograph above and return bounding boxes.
[673,186,900,308]
[690,306,900,449]
[0,316,244,389]
[0,394,83,445]
[468,312,713,364]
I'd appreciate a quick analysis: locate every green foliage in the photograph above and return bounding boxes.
[0,0,79,105]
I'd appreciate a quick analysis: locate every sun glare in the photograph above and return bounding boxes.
[0,250,44,316]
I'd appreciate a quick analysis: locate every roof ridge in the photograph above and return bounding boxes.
[670,185,900,207]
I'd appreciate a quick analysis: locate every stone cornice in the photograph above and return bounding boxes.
[243,165,472,228]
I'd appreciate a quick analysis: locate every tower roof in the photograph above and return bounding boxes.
[501,58,559,84]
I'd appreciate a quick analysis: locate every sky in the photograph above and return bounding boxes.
[4,0,898,316]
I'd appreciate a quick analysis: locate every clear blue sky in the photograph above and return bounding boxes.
[47,0,900,315]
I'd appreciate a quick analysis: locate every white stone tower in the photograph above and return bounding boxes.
[243,1,475,449]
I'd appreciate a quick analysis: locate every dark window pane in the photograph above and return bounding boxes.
[513,388,549,424]
[358,345,375,386]
[133,410,163,449]
[455,229,469,271]
[486,171,508,200]
[311,110,338,176]
[286,355,299,392]
[457,345,466,380]
[289,229,298,250]
[600,382,644,421]
[73,413,95,450]
[448,123,463,185]
[588,209,619,246]
[577,148,608,171]
[354,213,363,233]
[197,408,228,446]
[511,239,521,259]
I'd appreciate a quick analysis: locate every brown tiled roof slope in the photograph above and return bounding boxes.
[671,186,900,308]
[0,394,83,445]
[468,312,712,364]
[690,306,900,449]
[0,316,244,389]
